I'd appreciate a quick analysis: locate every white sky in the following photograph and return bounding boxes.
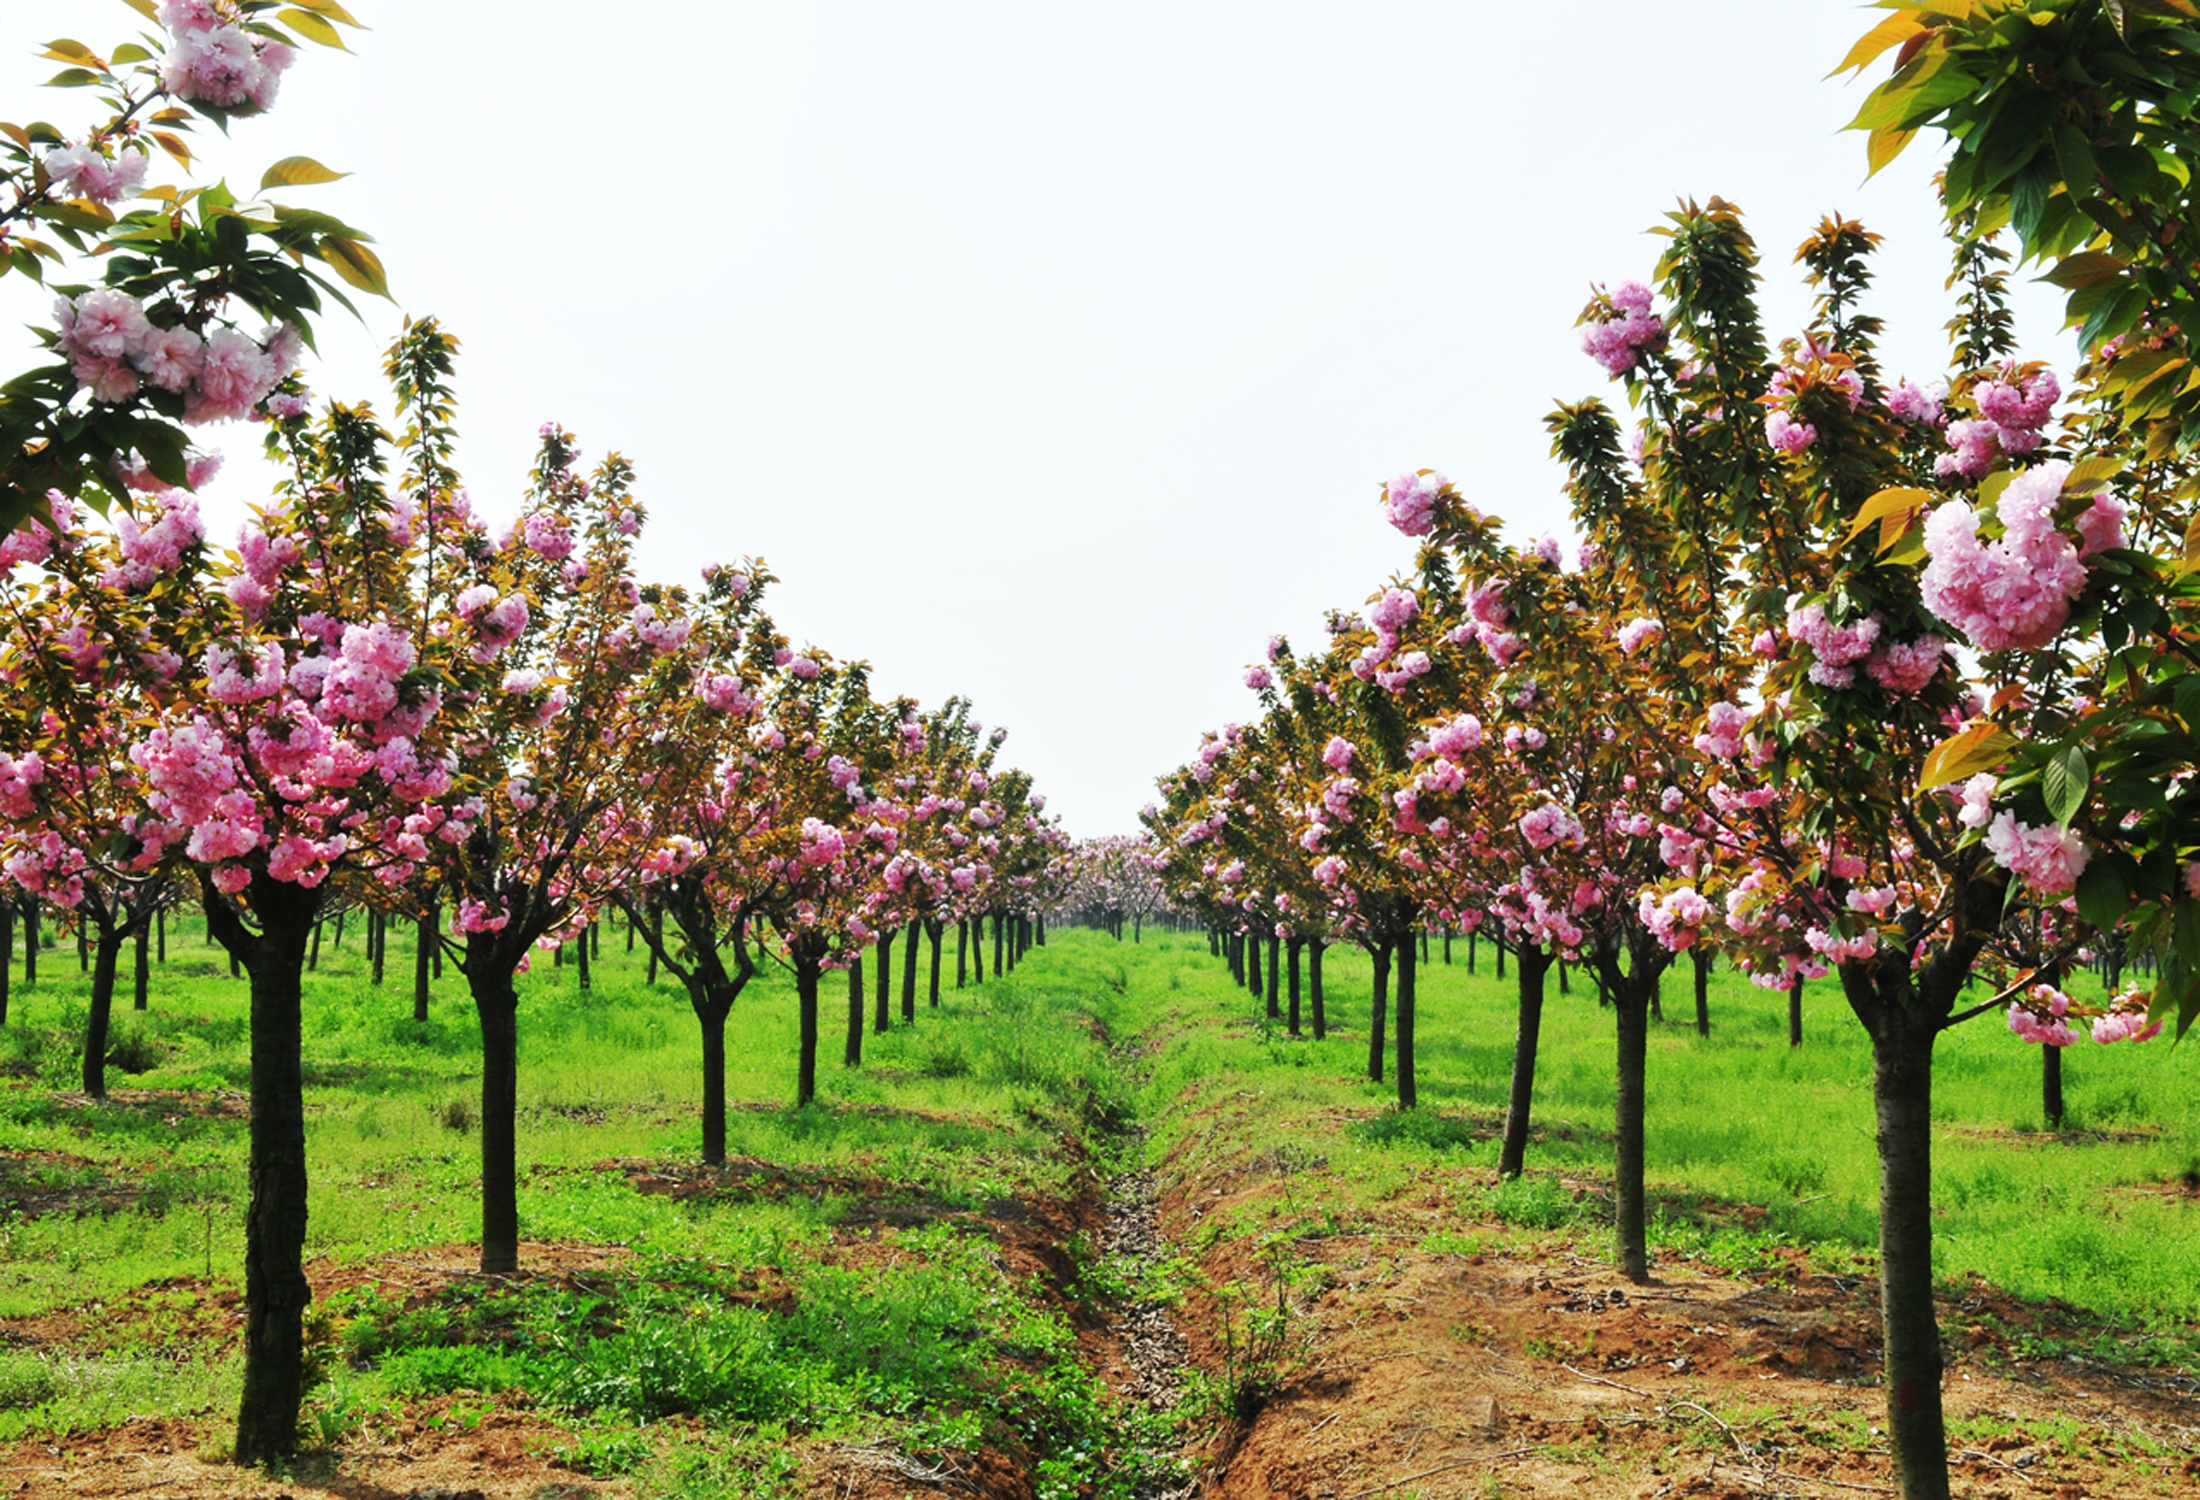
[5,1,2068,837]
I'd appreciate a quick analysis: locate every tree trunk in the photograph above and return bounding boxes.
[974,915,986,983]
[1250,929,1267,1004]
[698,999,729,1165]
[1864,1004,1951,1500]
[956,918,968,989]
[1499,944,1551,1179]
[647,901,661,985]
[157,907,165,964]
[575,928,591,990]
[1468,926,1476,975]
[1496,935,1505,981]
[1395,933,1417,1110]
[875,930,894,1034]
[1265,933,1280,1020]
[133,917,149,1011]
[1789,978,1804,1048]
[370,910,386,986]
[1443,926,1451,965]
[993,914,1004,979]
[928,920,943,1006]
[846,953,865,1066]
[475,972,521,1275]
[795,952,821,1106]
[0,900,11,1025]
[1310,939,1326,1040]
[210,877,319,1469]
[1613,972,1651,1283]
[902,917,919,1023]
[2042,1043,2065,1131]
[1286,937,1302,1037]
[23,901,36,985]
[1367,941,1391,1084]
[81,924,125,1100]
[1692,947,1712,1037]
[414,911,434,1023]
[307,919,321,972]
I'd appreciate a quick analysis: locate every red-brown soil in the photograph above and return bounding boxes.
[3,1137,2193,1499]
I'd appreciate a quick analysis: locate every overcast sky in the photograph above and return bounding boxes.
[5,2,2069,836]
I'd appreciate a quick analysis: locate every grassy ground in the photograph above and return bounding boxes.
[1208,933,2200,1327]
[1,915,1164,1496]
[0,918,2192,1497]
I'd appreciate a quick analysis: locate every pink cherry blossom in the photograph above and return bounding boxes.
[1922,460,2090,651]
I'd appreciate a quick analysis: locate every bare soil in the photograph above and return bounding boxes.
[1162,1149,2200,1500]
[3,1120,2193,1499]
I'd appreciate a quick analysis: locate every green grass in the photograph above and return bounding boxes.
[0,916,2192,1486]
[0,915,1180,1494]
[1118,930,2200,1326]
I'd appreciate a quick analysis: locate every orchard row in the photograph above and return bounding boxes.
[1080,12,2200,1500]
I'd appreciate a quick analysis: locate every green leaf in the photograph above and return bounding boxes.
[43,68,103,88]
[2051,123,2098,194]
[2075,860,2129,933]
[317,235,389,298]
[110,43,151,66]
[1842,486,1933,548]
[2043,745,2089,826]
[287,0,366,25]
[2040,250,2127,291]
[42,39,104,68]
[1978,469,2015,512]
[1833,12,1930,77]
[2175,672,2200,732]
[131,418,191,487]
[277,8,349,48]
[2079,283,2149,352]
[2063,455,2124,494]
[1920,722,2019,792]
[258,155,348,191]
[118,0,158,19]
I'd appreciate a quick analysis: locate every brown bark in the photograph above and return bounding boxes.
[1366,939,1390,1084]
[902,916,919,1023]
[846,952,865,1066]
[1498,943,1551,1180]
[1395,933,1417,1110]
[202,874,321,1468]
[795,947,822,1106]
[874,929,893,1034]
[474,971,520,1274]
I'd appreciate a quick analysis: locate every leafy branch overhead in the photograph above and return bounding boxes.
[0,0,381,536]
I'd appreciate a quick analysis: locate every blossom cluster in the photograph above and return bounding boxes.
[1920,460,2101,652]
[54,287,301,424]
[1936,367,2057,479]
[160,0,296,112]
[1580,281,1665,377]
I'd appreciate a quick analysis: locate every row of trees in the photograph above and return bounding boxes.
[0,316,1069,1459]
[2,6,1079,1466]
[1137,7,2200,1497]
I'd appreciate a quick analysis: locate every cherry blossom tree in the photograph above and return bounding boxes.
[0,483,209,1096]
[3,0,385,537]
